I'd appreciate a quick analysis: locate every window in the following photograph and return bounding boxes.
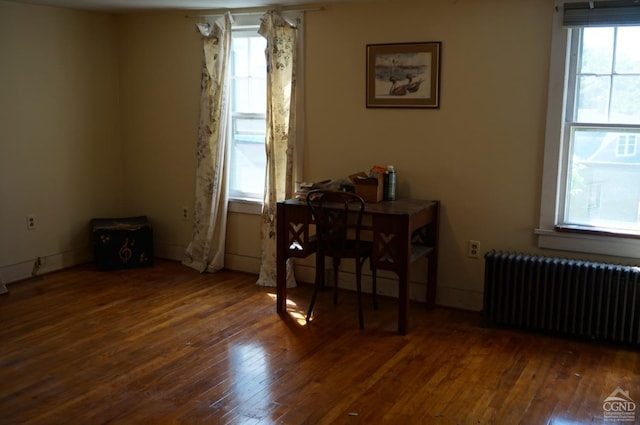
[225,12,303,213]
[616,134,637,157]
[537,1,640,258]
[563,26,640,233]
[228,30,267,201]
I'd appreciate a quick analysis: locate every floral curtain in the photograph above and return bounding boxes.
[183,13,233,273]
[256,11,298,288]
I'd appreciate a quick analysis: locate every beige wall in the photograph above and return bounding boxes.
[302,0,554,309]
[2,0,633,310]
[0,0,122,278]
[117,11,201,260]
[116,0,556,309]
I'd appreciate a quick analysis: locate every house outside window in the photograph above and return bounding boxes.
[537,1,640,258]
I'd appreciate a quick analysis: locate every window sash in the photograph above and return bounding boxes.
[229,113,266,200]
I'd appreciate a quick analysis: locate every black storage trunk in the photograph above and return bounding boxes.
[91,216,154,270]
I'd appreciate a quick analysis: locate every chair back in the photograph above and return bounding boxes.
[306,190,366,258]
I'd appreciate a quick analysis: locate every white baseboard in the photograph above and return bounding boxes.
[165,249,483,311]
[224,254,261,275]
[1,243,483,311]
[294,262,483,311]
[154,243,263,276]
[0,247,93,285]
[436,286,483,311]
[154,242,186,262]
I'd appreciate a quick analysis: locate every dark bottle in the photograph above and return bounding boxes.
[386,165,396,201]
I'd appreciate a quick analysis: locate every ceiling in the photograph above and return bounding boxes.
[8,0,359,12]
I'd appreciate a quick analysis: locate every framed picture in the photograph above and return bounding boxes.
[366,42,441,108]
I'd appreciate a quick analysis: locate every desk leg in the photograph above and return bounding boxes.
[398,270,409,335]
[426,201,440,309]
[276,203,287,314]
[426,251,438,309]
[277,258,287,314]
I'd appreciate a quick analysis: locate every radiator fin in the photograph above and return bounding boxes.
[484,250,640,346]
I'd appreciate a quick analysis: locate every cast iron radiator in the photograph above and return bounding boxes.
[483,250,640,346]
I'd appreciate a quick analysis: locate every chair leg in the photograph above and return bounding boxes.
[356,260,364,330]
[307,253,325,323]
[306,281,320,323]
[371,262,378,310]
[333,257,340,305]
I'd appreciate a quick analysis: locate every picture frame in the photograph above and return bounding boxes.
[366,42,441,108]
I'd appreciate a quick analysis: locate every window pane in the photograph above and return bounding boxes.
[565,128,640,232]
[615,27,640,74]
[233,37,249,77]
[232,35,266,114]
[248,37,266,76]
[230,120,266,197]
[576,75,611,122]
[611,75,640,124]
[580,27,613,74]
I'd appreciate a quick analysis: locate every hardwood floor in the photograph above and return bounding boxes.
[1,259,639,424]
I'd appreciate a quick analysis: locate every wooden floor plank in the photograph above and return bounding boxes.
[2,259,640,424]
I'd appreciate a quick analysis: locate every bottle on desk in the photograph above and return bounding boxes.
[386,165,396,201]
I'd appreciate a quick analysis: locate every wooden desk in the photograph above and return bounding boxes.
[276,198,439,335]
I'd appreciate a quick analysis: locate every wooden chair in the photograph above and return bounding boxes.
[305,189,377,329]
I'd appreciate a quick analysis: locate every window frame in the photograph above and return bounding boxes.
[536,0,640,259]
[228,28,268,203]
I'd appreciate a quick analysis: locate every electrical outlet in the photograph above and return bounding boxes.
[468,240,480,258]
[182,206,189,221]
[26,214,36,230]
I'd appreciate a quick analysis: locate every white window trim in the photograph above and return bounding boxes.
[227,11,305,215]
[536,0,640,259]
[229,198,263,214]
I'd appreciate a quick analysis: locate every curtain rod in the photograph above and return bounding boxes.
[185,3,326,18]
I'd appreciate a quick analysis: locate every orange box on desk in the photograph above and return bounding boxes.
[349,172,384,202]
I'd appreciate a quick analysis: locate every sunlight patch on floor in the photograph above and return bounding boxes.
[266,292,308,326]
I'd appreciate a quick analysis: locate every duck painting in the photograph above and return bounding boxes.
[389,76,409,96]
[367,42,440,108]
[406,74,424,93]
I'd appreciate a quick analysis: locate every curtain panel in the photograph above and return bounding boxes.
[183,13,233,273]
[256,10,298,288]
